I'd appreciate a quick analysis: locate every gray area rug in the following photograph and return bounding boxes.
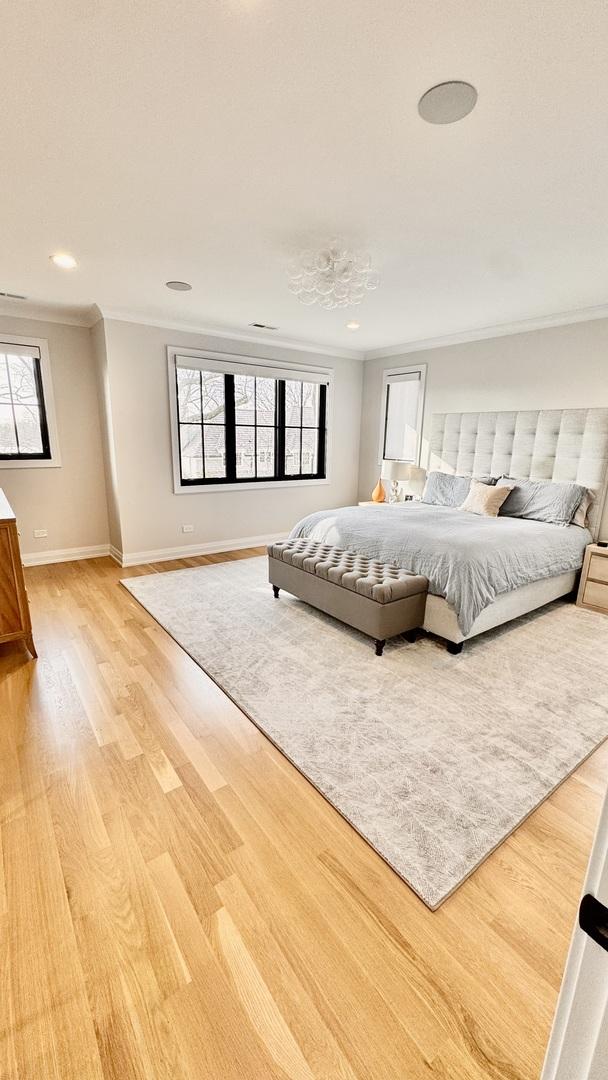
[122,557,608,909]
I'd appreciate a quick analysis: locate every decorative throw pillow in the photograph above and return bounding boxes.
[572,488,595,528]
[496,477,588,526]
[460,479,514,517]
[421,472,496,507]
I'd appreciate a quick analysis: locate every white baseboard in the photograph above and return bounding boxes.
[22,544,111,567]
[116,531,288,569]
[22,533,287,569]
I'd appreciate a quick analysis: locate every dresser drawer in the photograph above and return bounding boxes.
[583,579,608,612]
[589,554,608,584]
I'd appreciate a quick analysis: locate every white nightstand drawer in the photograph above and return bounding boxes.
[589,554,608,583]
[583,579,608,611]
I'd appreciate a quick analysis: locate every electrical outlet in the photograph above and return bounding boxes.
[33,528,48,539]
[181,524,194,534]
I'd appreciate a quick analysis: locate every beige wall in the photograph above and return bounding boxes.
[0,315,109,558]
[359,317,608,537]
[101,318,363,559]
[90,318,123,552]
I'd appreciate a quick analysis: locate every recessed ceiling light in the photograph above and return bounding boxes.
[418,81,477,124]
[346,320,360,330]
[50,252,78,270]
[166,280,192,291]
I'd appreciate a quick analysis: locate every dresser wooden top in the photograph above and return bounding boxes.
[0,489,16,523]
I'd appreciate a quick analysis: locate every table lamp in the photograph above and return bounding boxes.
[381,462,427,503]
[382,460,413,503]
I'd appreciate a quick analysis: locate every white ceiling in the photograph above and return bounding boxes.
[2,0,608,355]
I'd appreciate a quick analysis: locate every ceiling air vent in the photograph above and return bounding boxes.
[0,291,27,300]
[250,322,278,330]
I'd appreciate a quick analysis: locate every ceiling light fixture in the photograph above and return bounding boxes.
[165,280,192,291]
[346,320,360,330]
[287,240,379,310]
[50,252,78,270]
[418,81,477,124]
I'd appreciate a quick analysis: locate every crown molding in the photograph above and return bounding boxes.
[0,299,97,327]
[364,302,608,360]
[98,307,363,361]
[5,297,607,362]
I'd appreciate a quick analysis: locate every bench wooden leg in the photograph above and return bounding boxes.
[375,639,385,656]
[272,585,280,599]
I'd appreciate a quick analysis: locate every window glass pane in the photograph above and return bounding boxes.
[301,429,318,475]
[301,382,319,427]
[236,426,255,478]
[0,357,9,402]
[256,427,275,477]
[7,354,38,404]
[285,380,302,425]
[285,429,301,475]
[14,404,43,453]
[256,377,275,426]
[0,403,17,454]
[383,378,420,461]
[235,374,255,424]
[180,425,204,479]
[201,371,225,424]
[203,425,226,478]
[177,368,201,421]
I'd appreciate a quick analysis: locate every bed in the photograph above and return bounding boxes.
[290,407,608,647]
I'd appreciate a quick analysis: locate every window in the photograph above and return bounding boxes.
[378,364,426,465]
[171,353,328,489]
[0,341,52,461]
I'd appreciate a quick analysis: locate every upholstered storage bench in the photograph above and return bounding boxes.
[268,539,428,655]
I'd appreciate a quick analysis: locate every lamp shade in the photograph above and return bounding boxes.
[381,459,412,481]
[405,465,427,495]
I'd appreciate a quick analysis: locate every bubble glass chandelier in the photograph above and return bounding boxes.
[287,240,380,309]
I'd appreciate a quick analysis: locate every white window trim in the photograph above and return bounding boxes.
[0,335,61,469]
[167,346,333,494]
[377,362,427,467]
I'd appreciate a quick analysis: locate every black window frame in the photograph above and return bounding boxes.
[175,366,327,487]
[0,343,52,461]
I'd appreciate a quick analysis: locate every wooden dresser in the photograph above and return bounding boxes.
[0,490,36,658]
[577,543,608,616]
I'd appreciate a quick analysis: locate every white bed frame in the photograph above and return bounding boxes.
[422,408,608,645]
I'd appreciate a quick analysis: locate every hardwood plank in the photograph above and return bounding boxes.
[216,871,361,1080]
[4,773,104,1079]
[211,904,316,1080]
[147,851,290,1079]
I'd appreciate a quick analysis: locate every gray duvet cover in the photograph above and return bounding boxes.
[289,502,590,634]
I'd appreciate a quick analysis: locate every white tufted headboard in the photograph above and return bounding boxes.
[430,408,608,538]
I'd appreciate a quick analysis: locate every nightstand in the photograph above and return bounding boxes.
[577,544,608,614]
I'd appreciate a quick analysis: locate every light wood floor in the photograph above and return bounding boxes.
[0,551,605,1079]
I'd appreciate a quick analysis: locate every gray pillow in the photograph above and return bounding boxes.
[421,471,495,507]
[496,477,587,526]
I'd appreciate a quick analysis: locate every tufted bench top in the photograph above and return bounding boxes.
[268,538,428,604]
